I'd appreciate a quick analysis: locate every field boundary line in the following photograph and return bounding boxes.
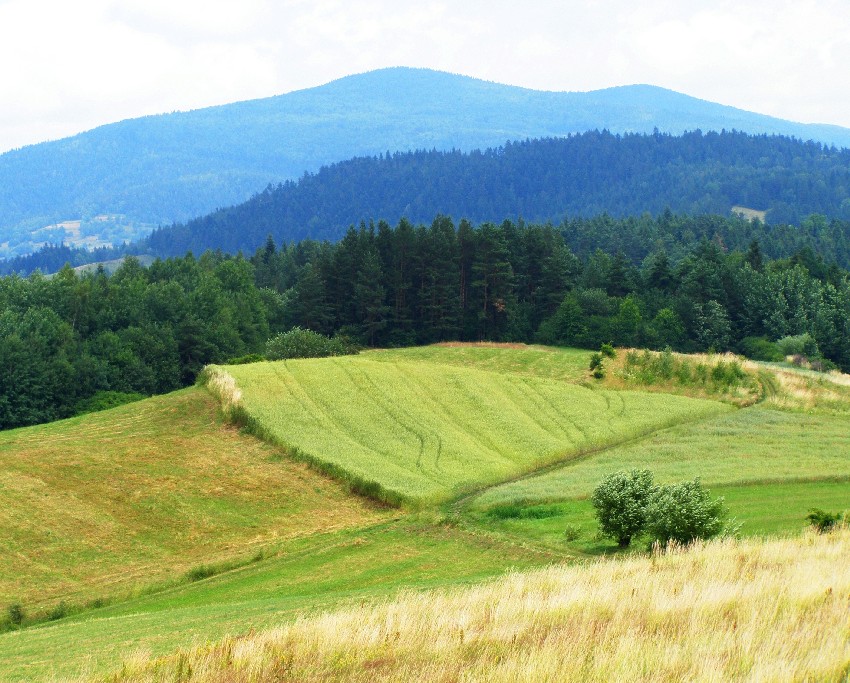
[448,402,736,514]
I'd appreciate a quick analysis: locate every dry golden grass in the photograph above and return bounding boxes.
[741,360,850,412]
[99,529,850,683]
[0,387,385,612]
[201,365,244,419]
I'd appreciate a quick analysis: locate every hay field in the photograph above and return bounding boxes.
[0,387,384,612]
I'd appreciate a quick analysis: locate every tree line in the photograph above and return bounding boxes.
[2,215,849,430]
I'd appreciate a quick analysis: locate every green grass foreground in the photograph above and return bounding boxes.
[214,354,729,506]
[89,530,850,683]
[1,344,848,682]
[0,520,556,682]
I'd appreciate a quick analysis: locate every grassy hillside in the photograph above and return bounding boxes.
[0,388,385,612]
[0,520,559,682]
[472,407,850,509]
[210,356,730,505]
[1,344,847,682]
[99,529,850,683]
[367,343,592,383]
[460,355,850,552]
[464,480,850,556]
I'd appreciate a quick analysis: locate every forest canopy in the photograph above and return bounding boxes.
[2,215,848,430]
[5,129,850,276]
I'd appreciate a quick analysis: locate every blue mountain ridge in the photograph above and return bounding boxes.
[1,66,848,258]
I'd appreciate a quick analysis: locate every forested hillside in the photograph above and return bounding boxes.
[144,130,850,255]
[6,129,850,276]
[2,217,848,430]
[3,67,850,259]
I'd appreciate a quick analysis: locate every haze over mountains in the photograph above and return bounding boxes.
[3,66,850,260]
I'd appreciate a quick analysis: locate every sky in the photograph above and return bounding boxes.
[1,0,849,154]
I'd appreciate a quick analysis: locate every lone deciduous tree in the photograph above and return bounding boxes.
[591,469,656,547]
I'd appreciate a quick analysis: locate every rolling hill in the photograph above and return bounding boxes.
[3,67,850,259]
[7,129,850,275]
[1,345,848,681]
[205,355,729,506]
[0,387,385,611]
[92,530,850,683]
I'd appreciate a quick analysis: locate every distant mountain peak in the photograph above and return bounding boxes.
[2,67,849,259]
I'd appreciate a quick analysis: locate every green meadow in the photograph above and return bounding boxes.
[0,344,848,682]
[366,343,593,383]
[0,518,559,682]
[470,406,850,508]
[217,355,729,505]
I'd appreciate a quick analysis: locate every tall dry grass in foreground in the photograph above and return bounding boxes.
[100,530,850,682]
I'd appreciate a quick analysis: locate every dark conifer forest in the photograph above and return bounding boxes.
[2,216,848,429]
[4,129,850,276]
[143,130,850,257]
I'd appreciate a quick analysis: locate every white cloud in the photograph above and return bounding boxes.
[1,0,849,153]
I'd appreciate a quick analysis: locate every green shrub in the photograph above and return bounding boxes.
[265,327,360,360]
[809,358,838,373]
[589,352,604,371]
[776,333,819,358]
[806,508,843,533]
[657,347,675,379]
[74,391,146,416]
[600,342,617,358]
[591,469,656,547]
[563,524,582,542]
[645,478,726,546]
[7,603,24,627]
[739,336,782,362]
[675,362,693,384]
[710,360,746,387]
[47,601,68,621]
[185,564,218,582]
[226,353,266,365]
[487,504,562,520]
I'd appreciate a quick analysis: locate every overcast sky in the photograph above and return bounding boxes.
[1,0,849,154]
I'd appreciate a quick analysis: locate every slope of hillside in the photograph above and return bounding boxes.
[1,346,847,681]
[0,387,385,611]
[0,517,559,682]
[208,356,731,506]
[136,131,850,259]
[99,529,850,683]
[3,66,850,258]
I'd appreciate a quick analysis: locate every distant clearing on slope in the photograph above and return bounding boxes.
[732,205,768,222]
[210,357,730,506]
[0,388,384,611]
